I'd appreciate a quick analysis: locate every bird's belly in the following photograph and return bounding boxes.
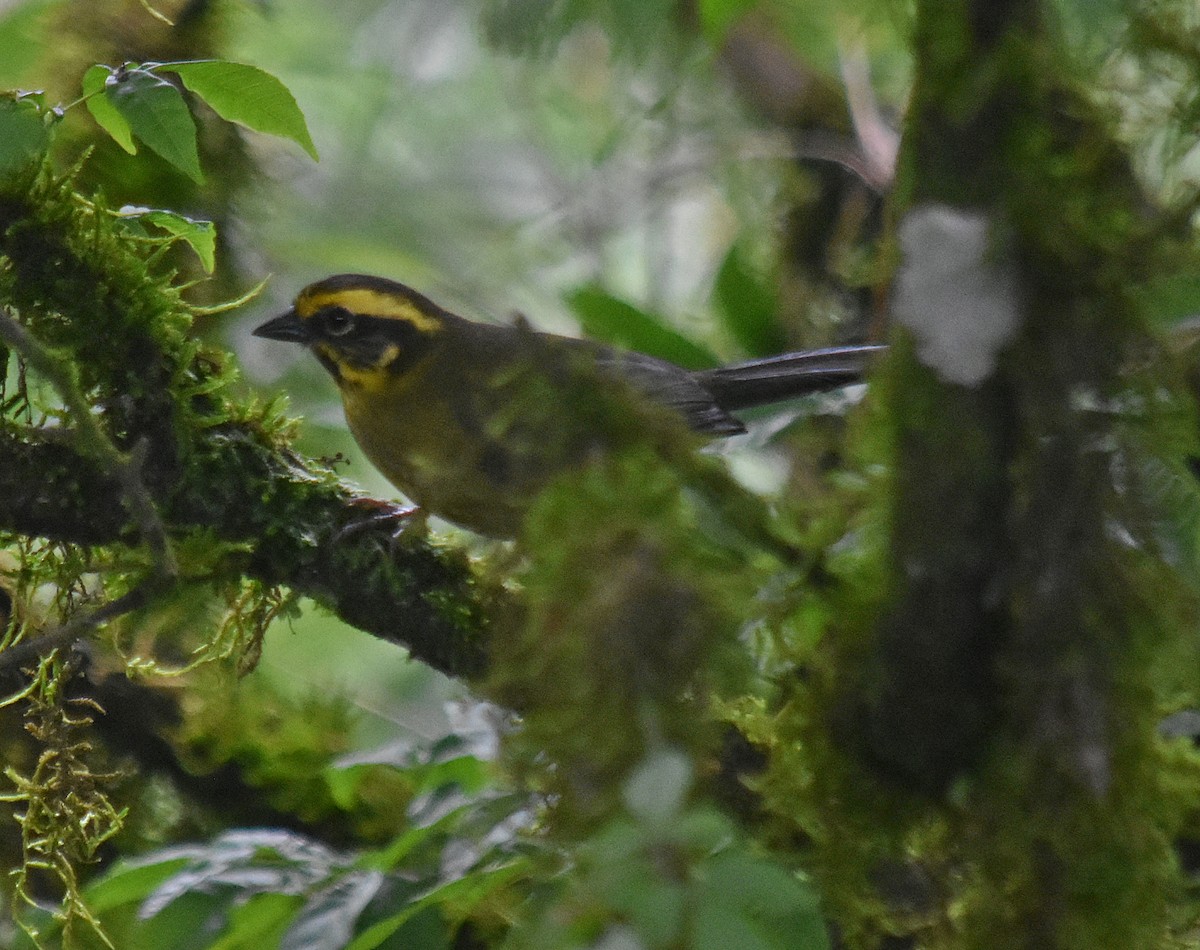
[342,397,531,536]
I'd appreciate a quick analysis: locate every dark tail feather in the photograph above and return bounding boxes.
[694,344,885,412]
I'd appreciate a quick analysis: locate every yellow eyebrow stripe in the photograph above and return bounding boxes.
[298,288,443,332]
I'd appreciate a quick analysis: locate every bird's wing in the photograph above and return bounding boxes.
[591,349,746,436]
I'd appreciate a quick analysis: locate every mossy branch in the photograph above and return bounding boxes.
[0,307,175,580]
[0,427,493,679]
[0,305,180,673]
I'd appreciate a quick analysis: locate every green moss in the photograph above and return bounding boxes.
[490,436,770,829]
[715,3,1200,946]
[174,669,413,843]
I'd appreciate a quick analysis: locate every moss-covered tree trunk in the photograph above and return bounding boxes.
[808,0,1198,946]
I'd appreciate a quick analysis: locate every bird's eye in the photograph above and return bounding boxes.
[321,307,356,336]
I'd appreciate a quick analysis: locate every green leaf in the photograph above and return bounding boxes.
[107,66,202,182]
[83,64,136,153]
[341,890,425,950]
[697,0,754,41]
[567,287,719,369]
[211,892,305,950]
[693,851,830,950]
[692,903,776,950]
[0,94,49,177]
[281,873,384,950]
[702,852,820,917]
[345,863,522,950]
[164,60,318,159]
[348,904,450,950]
[1141,273,1200,327]
[668,808,732,852]
[714,243,786,357]
[83,856,193,913]
[608,872,686,945]
[126,890,239,950]
[116,205,217,272]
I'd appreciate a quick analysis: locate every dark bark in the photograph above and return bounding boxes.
[0,427,493,679]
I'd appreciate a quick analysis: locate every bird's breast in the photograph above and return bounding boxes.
[339,377,529,535]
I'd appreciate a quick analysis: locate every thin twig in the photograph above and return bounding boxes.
[0,307,177,581]
[0,582,165,673]
[0,307,179,670]
[118,438,176,578]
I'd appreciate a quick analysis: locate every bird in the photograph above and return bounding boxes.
[253,273,882,538]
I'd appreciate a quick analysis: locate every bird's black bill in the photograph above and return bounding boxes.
[253,309,311,343]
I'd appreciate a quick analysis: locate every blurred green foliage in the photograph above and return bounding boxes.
[0,2,871,947]
[4,0,1200,949]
